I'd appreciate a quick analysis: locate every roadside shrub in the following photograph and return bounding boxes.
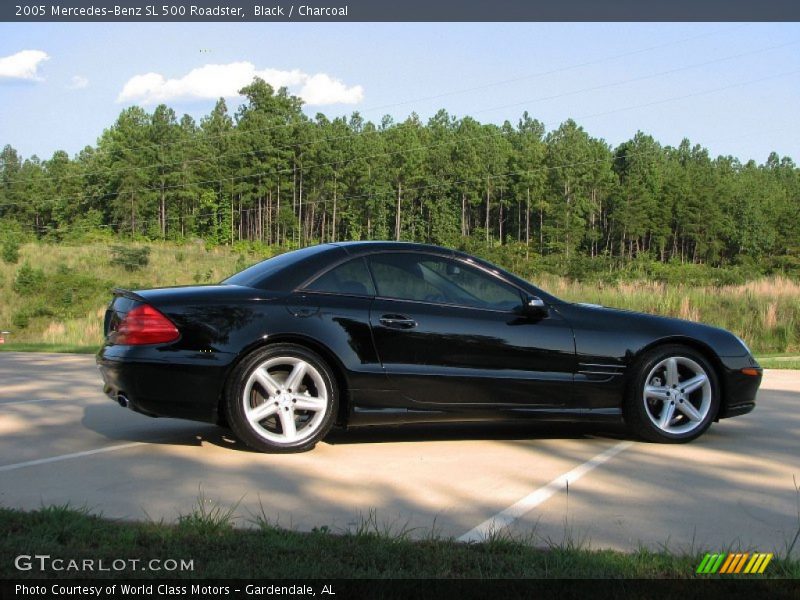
[192,269,215,284]
[13,263,45,296]
[10,303,55,331]
[12,310,29,329]
[110,245,151,272]
[31,305,55,318]
[0,220,27,264]
[10,260,110,331]
[47,267,110,317]
[1,238,20,264]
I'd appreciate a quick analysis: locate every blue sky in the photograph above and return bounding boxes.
[1,22,798,162]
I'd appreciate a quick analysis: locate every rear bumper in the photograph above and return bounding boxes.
[97,345,236,424]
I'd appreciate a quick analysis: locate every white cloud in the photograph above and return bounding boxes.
[67,75,89,90]
[0,50,49,81]
[300,73,364,105]
[117,61,363,106]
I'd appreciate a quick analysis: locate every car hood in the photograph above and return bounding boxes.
[564,301,751,358]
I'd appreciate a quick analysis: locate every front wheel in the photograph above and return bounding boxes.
[624,345,720,443]
[224,344,338,453]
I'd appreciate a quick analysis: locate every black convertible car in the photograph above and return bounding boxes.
[98,241,762,452]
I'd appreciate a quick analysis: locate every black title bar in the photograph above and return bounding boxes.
[3,0,800,22]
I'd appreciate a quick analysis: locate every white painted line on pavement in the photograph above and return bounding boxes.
[458,440,634,542]
[0,398,65,406]
[0,442,147,473]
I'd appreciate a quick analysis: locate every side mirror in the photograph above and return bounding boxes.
[521,296,548,316]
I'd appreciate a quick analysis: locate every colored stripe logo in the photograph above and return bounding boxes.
[696,552,773,574]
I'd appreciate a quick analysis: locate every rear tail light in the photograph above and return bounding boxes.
[112,304,179,345]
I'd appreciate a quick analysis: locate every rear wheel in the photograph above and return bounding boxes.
[624,345,720,443]
[225,344,338,453]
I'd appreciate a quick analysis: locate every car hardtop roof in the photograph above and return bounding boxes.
[328,241,560,303]
[332,240,459,256]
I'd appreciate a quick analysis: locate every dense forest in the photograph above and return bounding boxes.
[1,79,798,271]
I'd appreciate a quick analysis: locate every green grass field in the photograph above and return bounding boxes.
[1,241,798,358]
[2,504,798,579]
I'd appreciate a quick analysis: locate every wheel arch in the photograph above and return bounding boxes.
[628,336,727,419]
[217,333,352,427]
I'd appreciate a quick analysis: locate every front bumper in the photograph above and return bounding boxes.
[717,355,763,420]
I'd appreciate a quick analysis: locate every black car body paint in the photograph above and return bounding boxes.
[97,242,761,436]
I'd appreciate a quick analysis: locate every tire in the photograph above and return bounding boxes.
[224,344,338,453]
[624,344,720,443]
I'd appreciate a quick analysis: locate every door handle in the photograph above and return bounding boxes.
[286,304,319,318]
[379,314,418,329]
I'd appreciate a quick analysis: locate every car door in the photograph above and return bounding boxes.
[366,252,576,408]
[292,256,384,392]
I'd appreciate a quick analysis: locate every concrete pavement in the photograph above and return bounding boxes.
[0,352,798,553]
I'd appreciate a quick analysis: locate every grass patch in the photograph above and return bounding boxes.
[0,343,98,354]
[1,505,799,579]
[758,356,800,370]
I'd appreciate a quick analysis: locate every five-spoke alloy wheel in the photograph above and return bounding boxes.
[225,344,338,453]
[625,345,720,443]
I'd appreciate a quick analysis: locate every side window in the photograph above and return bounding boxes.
[419,259,522,310]
[368,253,522,310]
[304,258,376,296]
[368,255,445,303]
